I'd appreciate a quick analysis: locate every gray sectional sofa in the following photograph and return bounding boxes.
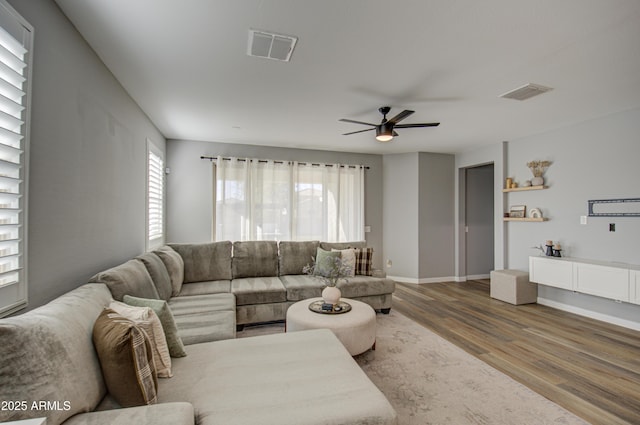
[93,240,394,339]
[0,240,398,425]
[170,240,394,329]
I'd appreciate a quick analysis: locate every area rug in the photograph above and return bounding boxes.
[238,311,589,425]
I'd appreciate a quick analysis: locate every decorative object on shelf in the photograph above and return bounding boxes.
[529,208,543,219]
[505,177,513,189]
[553,243,562,257]
[523,180,532,187]
[526,160,551,186]
[545,240,554,256]
[303,251,353,305]
[509,205,526,218]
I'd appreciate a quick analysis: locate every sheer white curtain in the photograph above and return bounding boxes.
[215,157,250,241]
[214,157,364,242]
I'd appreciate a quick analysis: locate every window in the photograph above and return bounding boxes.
[0,1,33,317]
[146,140,164,250]
[214,157,365,242]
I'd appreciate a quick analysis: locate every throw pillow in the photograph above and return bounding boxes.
[314,247,341,278]
[109,301,173,378]
[331,248,356,277]
[354,247,374,276]
[137,252,173,301]
[123,295,187,358]
[92,309,158,407]
[88,259,159,302]
[154,246,185,296]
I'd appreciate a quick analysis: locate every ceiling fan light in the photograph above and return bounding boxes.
[376,125,394,142]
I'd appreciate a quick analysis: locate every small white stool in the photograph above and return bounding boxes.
[490,270,537,305]
[286,297,376,355]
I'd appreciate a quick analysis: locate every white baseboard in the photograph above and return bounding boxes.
[466,274,490,280]
[388,275,458,284]
[537,297,640,331]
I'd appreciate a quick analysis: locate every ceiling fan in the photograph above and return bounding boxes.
[339,106,440,142]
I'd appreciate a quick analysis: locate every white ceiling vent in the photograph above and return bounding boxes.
[500,83,553,101]
[247,29,298,62]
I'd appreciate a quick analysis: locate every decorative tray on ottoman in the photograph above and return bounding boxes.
[308,300,352,314]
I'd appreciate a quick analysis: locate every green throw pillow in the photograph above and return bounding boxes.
[314,247,341,278]
[123,295,187,358]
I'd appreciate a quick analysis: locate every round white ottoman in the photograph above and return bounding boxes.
[286,297,376,355]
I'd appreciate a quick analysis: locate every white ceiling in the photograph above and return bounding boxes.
[54,0,640,155]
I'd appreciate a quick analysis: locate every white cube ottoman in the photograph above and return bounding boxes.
[490,269,537,305]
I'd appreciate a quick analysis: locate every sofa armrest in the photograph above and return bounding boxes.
[62,403,194,425]
[371,268,387,278]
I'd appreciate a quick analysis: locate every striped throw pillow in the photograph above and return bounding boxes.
[354,247,373,276]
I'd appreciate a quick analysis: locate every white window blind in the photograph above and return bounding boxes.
[147,140,164,250]
[0,1,32,317]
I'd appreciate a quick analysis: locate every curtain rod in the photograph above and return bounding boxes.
[200,155,369,170]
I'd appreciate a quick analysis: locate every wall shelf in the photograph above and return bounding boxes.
[503,217,548,222]
[502,185,547,193]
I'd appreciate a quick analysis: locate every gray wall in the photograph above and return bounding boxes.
[8,0,165,310]
[166,139,384,267]
[382,153,419,279]
[418,153,455,280]
[505,107,640,324]
[383,152,455,282]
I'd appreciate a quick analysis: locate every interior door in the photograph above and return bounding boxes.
[465,164,494,278]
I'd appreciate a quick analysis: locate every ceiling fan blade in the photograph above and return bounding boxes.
[339,118,376,126]
[387,110,414,124]
[393,131,399,137]
[342,128,376,136]
[394,122,440,128]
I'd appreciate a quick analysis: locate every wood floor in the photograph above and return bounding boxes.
[391,280,640,425]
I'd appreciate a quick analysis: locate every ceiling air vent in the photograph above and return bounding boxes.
[500,83,553,101]
[247,29,298,62]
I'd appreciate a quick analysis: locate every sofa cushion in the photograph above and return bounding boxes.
[64,402,195,425]
[109,301,172,378]
[168,293,236,317]
[320,240,367,251]
[0,284,111,425]
[137,252,173,301]
[279,274,325,301]
[174,310,236,344]
[154,246,185,296]
[178,280,231,296]
[92,309,158,407]
[231,277,287,305]
[232,240,278,278]
[336,276,396,298]
[278,240,319,275]
[123,295,187,358]
[90,259,159,302]
[168,293,236,344]
[169,242,232,283]
[157,329,397,425]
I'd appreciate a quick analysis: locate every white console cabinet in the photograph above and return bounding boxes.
[529,256,638,303]
[632,270,640,306]
[529,256,574,291]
